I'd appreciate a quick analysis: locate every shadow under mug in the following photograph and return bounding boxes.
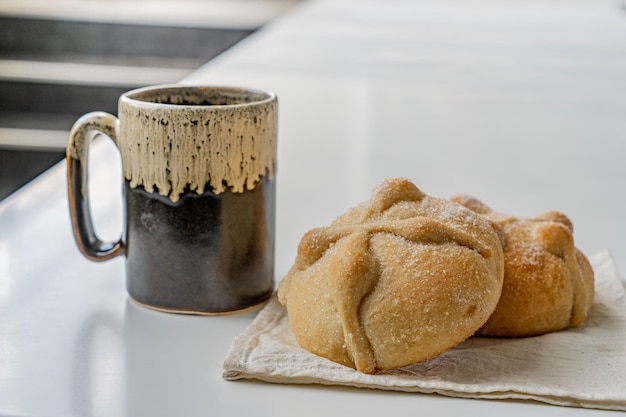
[67,84,277,314]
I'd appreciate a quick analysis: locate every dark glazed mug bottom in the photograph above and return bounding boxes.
[129,296,270,316]
[123,177,275,314]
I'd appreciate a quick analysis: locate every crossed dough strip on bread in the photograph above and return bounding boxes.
[450,195,595,337]
[278,178,504,373]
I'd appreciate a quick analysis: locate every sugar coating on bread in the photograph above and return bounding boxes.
[450,195,595,337]
[278,178,504,373]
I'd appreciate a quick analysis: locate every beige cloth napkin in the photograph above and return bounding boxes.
[223,251,626,411]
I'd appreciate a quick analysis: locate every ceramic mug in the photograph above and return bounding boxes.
[67,85,277,314]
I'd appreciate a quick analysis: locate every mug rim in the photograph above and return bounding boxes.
[120,84,276,109]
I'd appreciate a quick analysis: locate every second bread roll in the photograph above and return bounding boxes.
[451,195,595,337]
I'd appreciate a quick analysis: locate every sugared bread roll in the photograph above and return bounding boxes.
[450,195,594,337]
[278,178,504,373]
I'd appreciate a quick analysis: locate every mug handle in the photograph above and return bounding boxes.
[67,111,123,261]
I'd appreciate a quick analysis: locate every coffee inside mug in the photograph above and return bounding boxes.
[127,85,272,106]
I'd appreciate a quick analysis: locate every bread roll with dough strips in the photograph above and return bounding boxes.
[278,178,504,373]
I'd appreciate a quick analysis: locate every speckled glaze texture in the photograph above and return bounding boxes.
[67,85,277,314]
[118,86,277,202]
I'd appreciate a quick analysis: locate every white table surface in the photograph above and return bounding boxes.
[1,0,626,415]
